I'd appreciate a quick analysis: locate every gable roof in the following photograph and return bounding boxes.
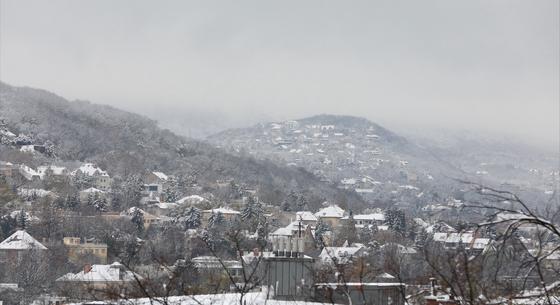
[56,262,141,282]
[315,205,345,218]
[0,230,47,250]
[152,171,168,181]
[296,211,318,222]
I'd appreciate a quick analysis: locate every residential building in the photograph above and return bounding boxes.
[0,230,48,262]
[55,262,142,300]
[314,204,345,227]
[63,237,108,264]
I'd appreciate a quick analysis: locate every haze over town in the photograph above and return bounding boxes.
[0,1,559,305]
[1,0,558,149]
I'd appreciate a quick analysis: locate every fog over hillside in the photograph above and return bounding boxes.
[0,1,558,304]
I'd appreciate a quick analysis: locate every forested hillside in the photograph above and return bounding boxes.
[0,82,364,208]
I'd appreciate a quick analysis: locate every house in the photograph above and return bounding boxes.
[314,204,345,227]
[17,188,56,200]
[341,213,385,227]
[36,165,68,178]
[0,161,14,177]
[71,163,112,191]
[315,277,406,305]
[191,256,243,279]
[79,187,107,203]
[55,262,142,300]
[295,211,318,226]
[201,207,240,227]
[18,164,41,181]
[144,171,169,185]
[63,237,108,264]
[269,221,316,255]
[0,230,47,262]
[122,207,161,229]
[176,195,207,206]
[319,246,365,265]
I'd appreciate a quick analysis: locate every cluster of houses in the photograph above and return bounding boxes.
[210,120,431,204]
[1,159,558,305]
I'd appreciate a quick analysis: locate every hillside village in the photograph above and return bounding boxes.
[209,116,559,210]
[0,137,559,305]
[0,86,558,305]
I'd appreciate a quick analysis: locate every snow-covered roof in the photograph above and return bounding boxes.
[18,165,40,180]
[320,246,364,263]
[56,262,141,283]
[472,238,491,249]
[381,243,417,255]
[8,210,40,222]
[71,163,109,177]
[296,211,318,222]
[342,213,385,221]
[192,256,242,269]
[177,195,207,204]
[0,230,47,250]
[37,165,67,176]
[315,204,345,218]
[20,145,36,153]
[124,207,159,220]
[204,207,240,215]
[433,232,448,242]
[18,188,55,198]
[152,171,168,181]
[270,227,293,236]
[154,202,178,210]
[80,187,105,194]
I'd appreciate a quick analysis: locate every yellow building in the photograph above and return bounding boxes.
[63,237,108,264]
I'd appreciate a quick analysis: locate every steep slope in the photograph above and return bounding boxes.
[0,82,365,208]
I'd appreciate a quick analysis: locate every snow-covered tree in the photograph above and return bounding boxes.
[17,209,27,229]
[130,208,145,233]
[184,207,202,229]
[164,177,179,202]
[384,209,406,234]
[314,220,331,247]
[208,211,225,229]
[296,194,309,210]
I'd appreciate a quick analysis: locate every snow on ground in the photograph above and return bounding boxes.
[68,291,339,305]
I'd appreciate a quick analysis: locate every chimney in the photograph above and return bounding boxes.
[83,264,92,274]
[430,277,437,296]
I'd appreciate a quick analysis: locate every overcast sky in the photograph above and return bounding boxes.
[1,0,558,149]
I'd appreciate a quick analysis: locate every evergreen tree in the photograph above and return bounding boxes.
[130,208,145,233]
[184,207,202,229]
[296,194,309,210]
[314,220,330,248]
[17,209,27,229]
[281,199,291,212]
[164,177,179,202]
[358,224,378,243]
[384,209,406,234]
[208,212,225,228]
[65,193,79,210]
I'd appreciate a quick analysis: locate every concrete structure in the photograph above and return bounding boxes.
[264,230,315,300]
